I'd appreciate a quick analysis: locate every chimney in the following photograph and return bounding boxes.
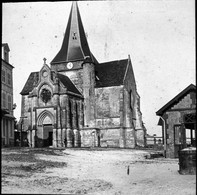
[2,43,10,63]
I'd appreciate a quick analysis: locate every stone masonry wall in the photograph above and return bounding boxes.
[94,87,121,147]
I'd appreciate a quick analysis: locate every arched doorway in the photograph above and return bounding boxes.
[37,110,54,147]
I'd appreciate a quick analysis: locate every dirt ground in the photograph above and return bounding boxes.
[1,147,196,195]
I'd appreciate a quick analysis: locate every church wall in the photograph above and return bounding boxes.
[123,88,135,148]
[36,126,44,147]
[80,128,121,148]
[122,64,137,148]
[21,95,31,131]
[134,94,146,147]
[80,86,122,148]
[80,129,95,147]
[94,86,137,148]
[123,60,146,147]
[83,62,95,127]
[100,128,120,147]
[95,87,121,126]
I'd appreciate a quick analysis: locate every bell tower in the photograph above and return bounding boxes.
[50,1,97,72]
[50,1,97,127]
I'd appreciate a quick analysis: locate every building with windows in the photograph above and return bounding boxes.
[156,84,196,158]
[1,43,15,146]
[20,2,146,148]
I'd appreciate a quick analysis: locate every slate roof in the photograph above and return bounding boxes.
[1,59,14,68]
[20,72,39,95]
[56,73,82,95]
[20,71,82,96]
[51,2,97,64]
[156,84,196,116]
[21,58,129,95]
[95,59,128,88]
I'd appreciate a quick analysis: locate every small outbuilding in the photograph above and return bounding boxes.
[156,84,196,158]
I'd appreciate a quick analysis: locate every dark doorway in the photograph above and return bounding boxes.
[97,135,100,147]
[48,132,53,146]
[43,124,53,147]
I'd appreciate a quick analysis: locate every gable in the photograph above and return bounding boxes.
[20,70,82,97]
[123,56,136,89]
[171,93,194,110]
[156,84,196,116]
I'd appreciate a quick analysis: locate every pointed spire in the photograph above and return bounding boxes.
[51,1,95,64]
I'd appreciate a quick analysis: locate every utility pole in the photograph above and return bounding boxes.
[20,116,27,147]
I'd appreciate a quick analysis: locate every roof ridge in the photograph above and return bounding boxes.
[98,58,128,65]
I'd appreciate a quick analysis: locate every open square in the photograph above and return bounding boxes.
[1,147,196,194]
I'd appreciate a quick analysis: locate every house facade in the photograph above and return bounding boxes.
[20,2,146,148]
[1,43,15,146]
[156,84,196,158]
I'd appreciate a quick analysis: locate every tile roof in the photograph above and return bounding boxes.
[95,59,128,88]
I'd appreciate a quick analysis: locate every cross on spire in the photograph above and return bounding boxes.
[43,57,47,64]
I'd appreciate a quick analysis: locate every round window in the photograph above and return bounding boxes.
[40,88,51,103]
[42,70,48,77]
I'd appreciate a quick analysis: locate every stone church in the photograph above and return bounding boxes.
[20,2,146,148]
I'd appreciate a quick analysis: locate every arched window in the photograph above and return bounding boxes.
[130,90,134,110]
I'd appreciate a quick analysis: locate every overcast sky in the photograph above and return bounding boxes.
[2,0,195,136]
